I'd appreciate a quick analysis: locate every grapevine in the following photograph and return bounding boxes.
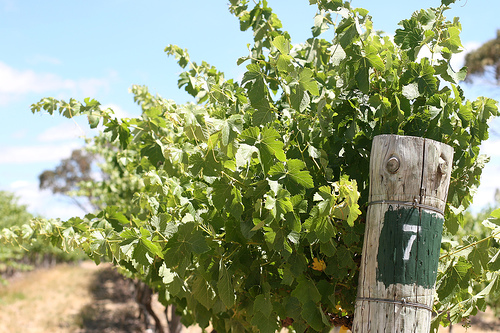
[2,1,499,332]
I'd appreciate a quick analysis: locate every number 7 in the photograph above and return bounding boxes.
[402,224,421,261]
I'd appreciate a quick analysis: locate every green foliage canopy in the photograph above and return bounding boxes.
[2,0,499,331]
[0,191,83,282]
[0,191,33,230]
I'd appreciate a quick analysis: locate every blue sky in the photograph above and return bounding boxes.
[1,0,499,219]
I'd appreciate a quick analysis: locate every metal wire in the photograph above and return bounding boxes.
[366,199,444,216]
[356,296,433,312]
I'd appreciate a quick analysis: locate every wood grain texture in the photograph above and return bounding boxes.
[352,135,453,333]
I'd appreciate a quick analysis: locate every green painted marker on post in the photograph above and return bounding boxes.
[376,206,443,288]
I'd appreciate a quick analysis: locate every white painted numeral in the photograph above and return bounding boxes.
[402,224,421,261]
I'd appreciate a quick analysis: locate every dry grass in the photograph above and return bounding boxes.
[0,261,202,333]
[0,262,100,333]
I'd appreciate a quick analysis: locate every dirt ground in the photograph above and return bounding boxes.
[0,262,499,332]
[0,261,141,333]
[0,261,205,333]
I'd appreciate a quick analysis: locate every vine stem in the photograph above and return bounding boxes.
[222,171,247,188]
[439,229,500,260]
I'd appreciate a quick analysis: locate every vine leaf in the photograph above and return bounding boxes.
[292,276,321,304]
[193,275,216,310]
[250,311,278,333]
[301,300,326,331]
[272,35,291,55]
[217,262,235,308]
[254,294,273,317]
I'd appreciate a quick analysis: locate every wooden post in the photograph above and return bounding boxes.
[352,134,453,332]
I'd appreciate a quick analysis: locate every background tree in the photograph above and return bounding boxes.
[465,30,500,83]
[39,149,99,213]
[2,0,499,332]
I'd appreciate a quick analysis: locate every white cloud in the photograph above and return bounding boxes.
[0,61,114,106]
[468,130,500,211]
[102,103,134,119]
[0,142,81,164]
[480,140,500,158]
[450,41,481,71]
[469,161,500,212]
[37,122,86,142]
[7,180,86,220]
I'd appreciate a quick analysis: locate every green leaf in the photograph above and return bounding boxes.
[159,263,175,284]
[221,114,243,147]
[212,179,233,211]
[270,159,314,189]
[473,97,499,122]
[218,262,235,308]
[291,276,321,304]
[250,311,278,333]
[491,208,500,219]
[435,60,467,84]
[254,294,273,317]
[272,35,290,55]
[164,223,210,266]
[299,68,319,96]
[312,12,330,37]
[441,26,463,54]
[365,44,384,71]
[418,65,438,95]
[192,275,215,310]
[356,58,370,93]
[138,234,163,260]
[276,54,293,72]
[269,163,286,179]
[402,83,420,100]
[242,64,275,126]
[313,0,343,11]
[337,18,359,49]
[394,17,424,61]
[235,143,259,168]
[104,206,129,232]
[261,127,286,161]
[488,249,500,271]
[141,141,164,167]
[117,121,132,148]
[240,126,260,145]
[229,187,244,220]
[266,189,293,220]
[252,104,275,126]
[301,300,324,331]
[87,113,100,129]
[287,159,314,189]
[290,84,310,112]
[120,228,163,266]
[256,126,286,174]
[468,242,489,274]
[189,152,205,176]
[315,217,335,243]
[437,258,472,300]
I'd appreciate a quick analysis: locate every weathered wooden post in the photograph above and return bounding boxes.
[352,134,453,332]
